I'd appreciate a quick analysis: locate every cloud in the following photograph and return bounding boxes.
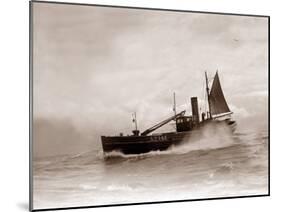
[244,90,268,97]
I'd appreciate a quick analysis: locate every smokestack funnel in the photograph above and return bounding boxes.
[191,97,199,125]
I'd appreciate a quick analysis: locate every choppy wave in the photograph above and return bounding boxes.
[31,99,270,212]
[33,126,268,209]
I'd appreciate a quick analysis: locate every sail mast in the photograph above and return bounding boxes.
[205,71,212,119]
[132,112,138,131]
[173,92,177,118]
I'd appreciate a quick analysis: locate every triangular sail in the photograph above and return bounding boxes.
[209,72,231,116]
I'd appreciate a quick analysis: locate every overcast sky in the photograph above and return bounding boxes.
[32,2,268,157]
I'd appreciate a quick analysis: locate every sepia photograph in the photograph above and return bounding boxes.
[30,1,269,211]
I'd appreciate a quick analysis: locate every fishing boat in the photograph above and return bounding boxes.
[101,71,235,154]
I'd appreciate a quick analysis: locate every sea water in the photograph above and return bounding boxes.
[33,123,268,209]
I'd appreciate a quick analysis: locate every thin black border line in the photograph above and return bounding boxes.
[32,194,270,212]
[31,0,269,18]
[29,0,270,211]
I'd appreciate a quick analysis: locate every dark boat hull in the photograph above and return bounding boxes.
[101,132,188,154]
